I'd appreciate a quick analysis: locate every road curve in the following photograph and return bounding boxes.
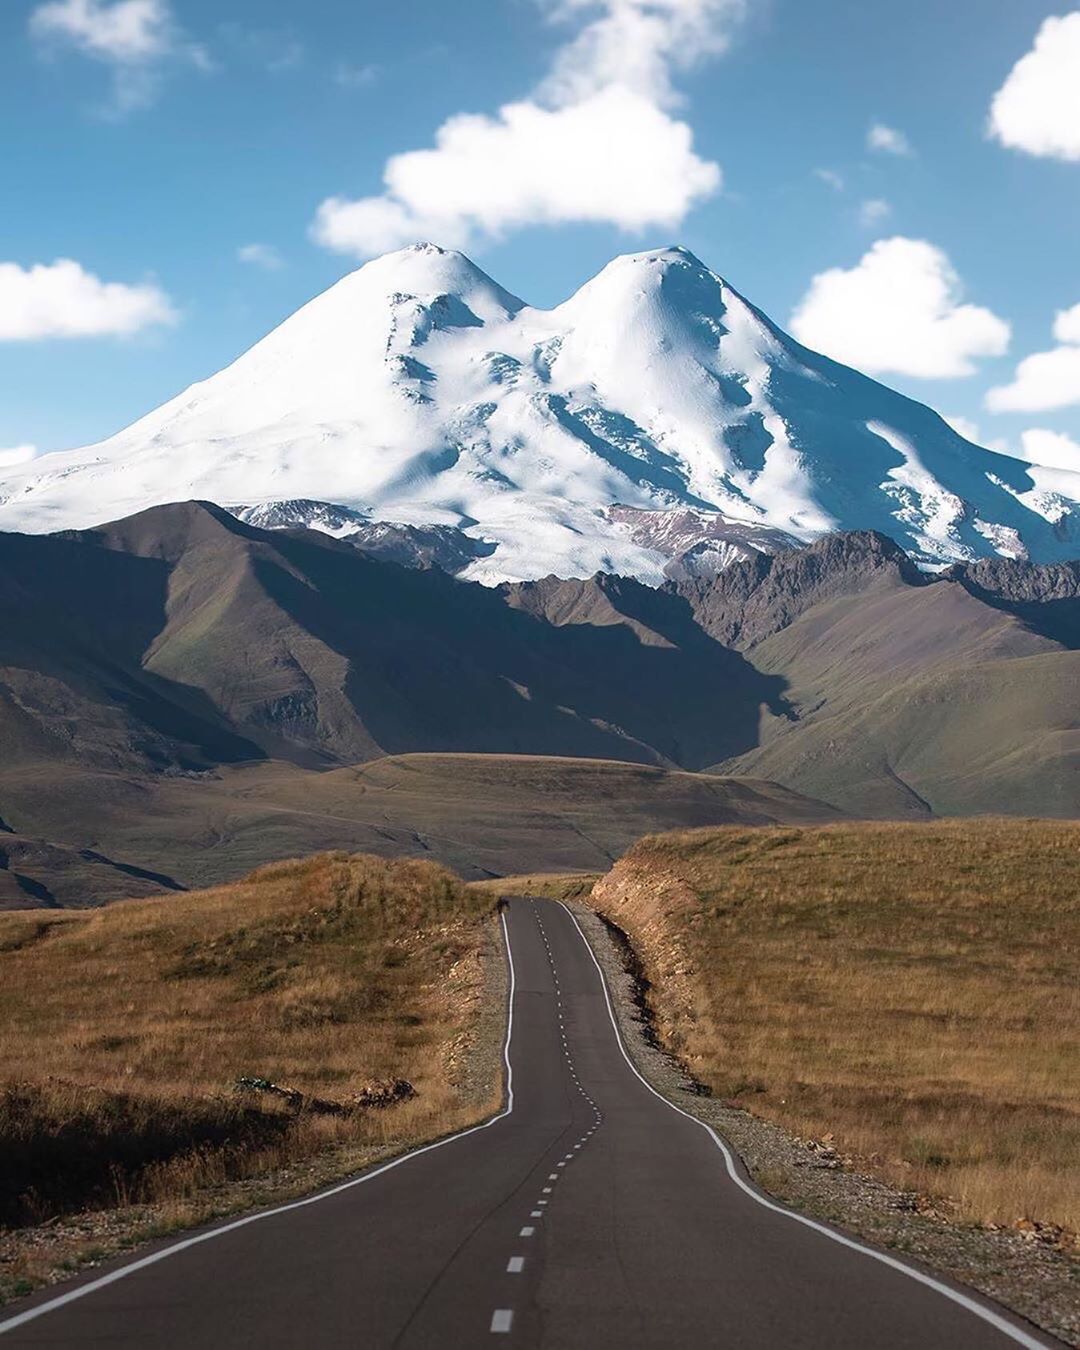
[0,897,1059,1348]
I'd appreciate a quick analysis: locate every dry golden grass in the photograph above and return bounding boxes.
[592,819,1080,1234]
[467,872,601,902]
[0,852,495,1229]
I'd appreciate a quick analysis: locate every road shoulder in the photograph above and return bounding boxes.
[566,901,1080,1349]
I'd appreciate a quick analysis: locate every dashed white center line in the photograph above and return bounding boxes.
[531,1210,542,1217]
[542,1187,552,1194]
[491,1309,514,1334]
[519,1226,535,1237]
[507,1256,525,1273]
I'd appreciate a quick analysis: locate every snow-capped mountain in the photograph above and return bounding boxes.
[2,243,1078,584]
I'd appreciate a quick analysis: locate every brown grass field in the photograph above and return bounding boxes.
[592,819,1080,1236]
[0,852,497,1238]
[467,872,601,902]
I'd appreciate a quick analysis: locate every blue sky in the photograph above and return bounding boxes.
[2,0,1079,467]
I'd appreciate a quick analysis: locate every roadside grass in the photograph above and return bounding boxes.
[0,852,496,1238]
[468,872,601,902]
[592,819,1080,1235]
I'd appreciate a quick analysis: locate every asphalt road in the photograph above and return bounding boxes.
[0,897,1058,1348]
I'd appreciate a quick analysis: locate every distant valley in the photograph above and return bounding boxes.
[0,500,1076,903]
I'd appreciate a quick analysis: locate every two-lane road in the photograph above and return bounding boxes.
[0,898,1057,1347]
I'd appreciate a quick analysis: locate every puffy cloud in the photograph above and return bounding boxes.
[311,0,741,258]
[867,122,912,156]
[313,88,720,253]
[987,347,1080,413]
[31,0,171,60]
[1053,301,1080,344]
[858,198,891,227]
[0,445,38,468]
[538,0,745,107]
[789,237,1010,379]
[237,242,284,271]
[29,0,207,112]
[988,12,1080,161]
[0,259,177,341]
[1019,428,1080,471]
[986,301,1080,412]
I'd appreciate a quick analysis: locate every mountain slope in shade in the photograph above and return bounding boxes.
[673,539,1080,817]
[0,500,786,774]
[511,532,1080,818]
[0,502,1075,900]
[1,244,1078,582]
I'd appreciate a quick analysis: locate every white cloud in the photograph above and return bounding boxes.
[814,168,844,191]
[311,0,742,258]
[988,12,1080,161]
[789,237,1010,379]
[314,88,720,253]
[987,346,1080,413]
[1053,301,1080,344]
[0,445,38,469]
[538,0,745,107]
[1018,428,1080,471]
[31,0,171,61]
[858,198,891,227]
[986,300,1080,412]
[29,0,207,112]
[0,259,177,340]
[867,122,913,156]
[237,243,284,271]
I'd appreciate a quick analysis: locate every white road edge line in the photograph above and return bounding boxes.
[556,900,1051,1350]
[0,909,521,1338]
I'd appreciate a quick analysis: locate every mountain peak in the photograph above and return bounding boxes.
[337,242,525,321]
[1,244,1078,579]
[563,243,723,310]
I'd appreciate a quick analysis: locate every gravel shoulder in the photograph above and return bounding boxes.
[566,899,1080,1348]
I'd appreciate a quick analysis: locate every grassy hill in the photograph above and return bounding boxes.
[708,565,1079,817]
[0,851,500,1286]
[592,819,1080,1235]
[0,753,840,905]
